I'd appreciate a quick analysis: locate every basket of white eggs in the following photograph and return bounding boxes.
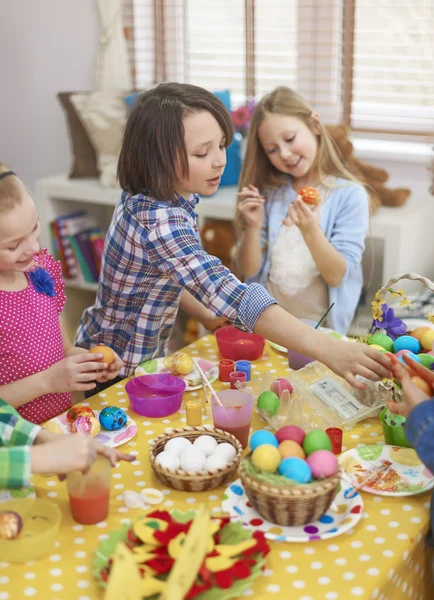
[149,426,243,492]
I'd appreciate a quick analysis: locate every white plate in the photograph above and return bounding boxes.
[134,357,218,392]
[0,486,36,504]
[268,329,346,353]
[221,478,363,542]
[44,409,138,448]
[339,444,434,497]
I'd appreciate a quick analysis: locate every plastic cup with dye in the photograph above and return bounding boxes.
[66,456,111,525]
[326,427,343,455]
[211,389,253,449]
[287,319,316,370]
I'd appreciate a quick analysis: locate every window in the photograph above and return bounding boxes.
[127,0,434,135]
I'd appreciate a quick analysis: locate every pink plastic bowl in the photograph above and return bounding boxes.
[125,374,186,418]
[215,326,265,361]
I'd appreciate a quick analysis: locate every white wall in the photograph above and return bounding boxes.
[0,1,99,200]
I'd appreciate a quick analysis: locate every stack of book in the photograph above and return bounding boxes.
[50,212,106,284]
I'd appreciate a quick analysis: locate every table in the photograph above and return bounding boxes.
[3,335,433,600]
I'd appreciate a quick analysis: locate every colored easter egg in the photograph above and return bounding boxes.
[419,354,434,368]
[368,333,394,353]
[275,424,306,446]
[89,344,115,365]
[410,326,432,341]
[278,457,312,483]
[306,450,338,479]
[302,429,332,456]
[250,430,278,451]
[99,406,128,431]
[421,330,434,351]
[369,344,387,353]
[393,335,421,355]
[251,445,281,472]
[298,187,320,205]
[398,352,420,365]
[396,349,412,358]
[411,376,431,395]
[257,391,280,416]
[67,404,95,423]
[278,440,305,460]
[71,415,100,437]
[270,378,293,397]
[0,511,22,540]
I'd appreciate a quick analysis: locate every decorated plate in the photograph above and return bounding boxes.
[268,329,346,353]
[44,409,138,449]
[221,478,363,542]
[134,357,218,391]
[339,444,434,497]
[0,486,36,504]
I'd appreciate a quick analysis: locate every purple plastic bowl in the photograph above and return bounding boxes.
[125,374,186,418]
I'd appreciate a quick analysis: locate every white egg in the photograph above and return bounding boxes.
[193,435,218,456]
[164,437,192,456]
[214,442,237,462]
[204,454,228,471]
[179,446,206,473]
[155,451,180,470]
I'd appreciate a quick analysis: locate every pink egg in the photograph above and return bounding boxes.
[271,378,293,398]
[275,425,306,446]
[306,450,338,480]
[396,349,412,358]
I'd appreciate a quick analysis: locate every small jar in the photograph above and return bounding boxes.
[235,360,251,381]
[185,400,203,426]
[229,371,247,390]
[219,359,235,382]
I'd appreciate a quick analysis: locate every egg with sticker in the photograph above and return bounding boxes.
[99,406,128,431]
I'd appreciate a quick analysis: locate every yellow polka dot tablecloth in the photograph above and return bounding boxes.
[2,336,434,600]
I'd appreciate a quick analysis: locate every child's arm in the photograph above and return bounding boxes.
[180,290,229,331]
[235,185,266,278]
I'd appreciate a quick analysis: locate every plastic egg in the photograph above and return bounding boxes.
[278,440,305,460]
[204,454,228,470]
[278,457,312,483]
[164,437,192,456]
[99,406,127,431]
[193,435,218,456]
[421,330,434,351]
[251,444,281,472]
[270,377,293,397]
[275,425,306,446]
[398,351,420,365]
[306,450,338,479]
[393,335,421,355]
[67,404,95,423]
[257,391,280,415]
[410,326,432,341]
[155,451,180,470]
[214,442,237,462]
[368,333,394,353]
[302,429,332,456]
[249,430,279,451]
[411,376,431,395]
[418,354,434,368]
[179,446,206,472]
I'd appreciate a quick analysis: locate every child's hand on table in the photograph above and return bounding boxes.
[386,354,433,418]
[93,440,135,467]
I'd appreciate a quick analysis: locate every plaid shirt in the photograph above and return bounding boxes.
[75,192,276,375]
[0,399,40,489]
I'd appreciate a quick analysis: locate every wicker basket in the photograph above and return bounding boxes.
[239,459,341,526]
[149,426,243,492]
[371,272,434,404]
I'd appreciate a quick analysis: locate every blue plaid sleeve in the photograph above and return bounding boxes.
[405,398,434,474]
[147,210,277,331]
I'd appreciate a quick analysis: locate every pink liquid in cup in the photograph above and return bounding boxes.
[211,389,253,449]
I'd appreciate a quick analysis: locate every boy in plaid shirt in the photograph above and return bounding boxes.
[0,399,133,488]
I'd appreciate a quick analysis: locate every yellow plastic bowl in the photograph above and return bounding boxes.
[0,498,61,562]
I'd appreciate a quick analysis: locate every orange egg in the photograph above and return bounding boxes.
[411,376,432,395]
[278,440,306,460]
[89,344,115,365]
[298,186,320,206]
[409,327,432,342]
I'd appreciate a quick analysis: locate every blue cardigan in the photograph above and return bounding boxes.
[246,178,370,334]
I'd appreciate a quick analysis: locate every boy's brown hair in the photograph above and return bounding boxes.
[118,82,234,200]
[0,163,27,214]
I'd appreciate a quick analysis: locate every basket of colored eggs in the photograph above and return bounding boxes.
[367,273,434,402]
[239,426,340,527]
[149,426,243,492]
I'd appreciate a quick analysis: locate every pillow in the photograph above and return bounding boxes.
[70,91,128,188]
[57,92,99,179]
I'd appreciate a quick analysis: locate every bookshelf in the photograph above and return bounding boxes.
[36,174,434,335]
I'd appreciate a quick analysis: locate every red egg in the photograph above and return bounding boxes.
[271,377,293,397]
[275,425,306,446]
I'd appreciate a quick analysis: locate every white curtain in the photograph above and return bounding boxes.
[95,0,133,90]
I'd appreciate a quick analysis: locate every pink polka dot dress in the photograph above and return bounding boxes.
[0,249,71,424]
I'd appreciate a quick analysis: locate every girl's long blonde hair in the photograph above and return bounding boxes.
[239,86,358,193]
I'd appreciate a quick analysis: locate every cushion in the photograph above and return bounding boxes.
[57,92,99,179]
[70,91,128,188]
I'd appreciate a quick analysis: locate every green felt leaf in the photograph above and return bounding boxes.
[219,521,252,545]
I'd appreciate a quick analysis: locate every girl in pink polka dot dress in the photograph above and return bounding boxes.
[0,165,124,424]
